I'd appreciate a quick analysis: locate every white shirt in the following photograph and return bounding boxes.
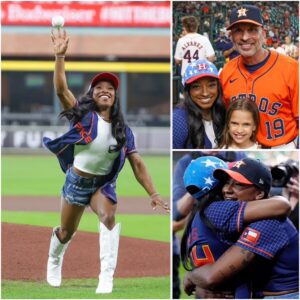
[203,120,217,148]
[73,115,119,175]
[174,33,215,76]
[282,43,298,58]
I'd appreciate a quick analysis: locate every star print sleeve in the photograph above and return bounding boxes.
[204,200,247,233]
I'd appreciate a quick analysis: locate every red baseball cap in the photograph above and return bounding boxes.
[90,72,119,90]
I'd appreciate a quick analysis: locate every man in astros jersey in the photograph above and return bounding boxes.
[220,4,299,149]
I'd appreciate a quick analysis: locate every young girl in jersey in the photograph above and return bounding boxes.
[173,58,226,149]
[44,28,169,294]
[218,98,260,149]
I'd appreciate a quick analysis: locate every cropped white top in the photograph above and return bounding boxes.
[73,115,119,175]
[203,120,217,148]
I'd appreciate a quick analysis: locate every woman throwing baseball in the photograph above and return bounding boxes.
[44,28,169,294]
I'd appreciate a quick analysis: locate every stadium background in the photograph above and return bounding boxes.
[172,1,299,104]
[2,1,170,154]
[2,1,170,299]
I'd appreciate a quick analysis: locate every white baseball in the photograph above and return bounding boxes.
[51,15,64,28]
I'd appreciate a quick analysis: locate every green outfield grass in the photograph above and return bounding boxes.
[2,277,170,299]
[2,211,169,242]
[2,154,171,299]
[2,155,170,197]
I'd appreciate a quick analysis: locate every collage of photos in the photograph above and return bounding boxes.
[172,1,299,299]
[1,1,299,299]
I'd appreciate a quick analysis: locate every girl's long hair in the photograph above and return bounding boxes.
[181,81,226,148]
[218,98,260,149]
[180,187,223,271]
[59,87,126,152]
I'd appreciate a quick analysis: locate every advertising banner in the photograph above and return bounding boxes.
[1,1,170,27]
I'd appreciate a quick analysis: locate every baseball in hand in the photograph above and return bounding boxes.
[52,15,64,28]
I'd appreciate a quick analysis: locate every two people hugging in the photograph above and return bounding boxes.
[180,155,298,298]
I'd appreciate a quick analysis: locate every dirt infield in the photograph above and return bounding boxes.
[2,195,168,214]
[2,196,170,281]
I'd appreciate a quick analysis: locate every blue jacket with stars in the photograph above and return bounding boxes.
[43,111,137,202]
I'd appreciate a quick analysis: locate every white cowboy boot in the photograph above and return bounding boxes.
[47,227,71,287]
[96,222,121,294]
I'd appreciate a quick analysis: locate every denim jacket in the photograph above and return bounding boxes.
[43,111,136,201]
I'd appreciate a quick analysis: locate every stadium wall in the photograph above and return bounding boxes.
[1,125,170,155]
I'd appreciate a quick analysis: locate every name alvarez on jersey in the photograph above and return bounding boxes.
[181,41,204,51]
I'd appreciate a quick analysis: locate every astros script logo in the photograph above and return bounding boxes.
[237,7,248,17]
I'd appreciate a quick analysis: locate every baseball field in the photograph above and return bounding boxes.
[2,154,170,299]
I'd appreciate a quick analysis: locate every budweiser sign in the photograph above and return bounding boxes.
[1,1,170,27]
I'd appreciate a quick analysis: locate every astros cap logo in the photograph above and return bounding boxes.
[232,160,245,168]
[227,5,263,30]
[183,58,219,86]
[237,7,248,18]
[198,63,208,71]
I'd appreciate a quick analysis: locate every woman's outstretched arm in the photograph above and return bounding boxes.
[51,28,76,110]
[127,152,170,212]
